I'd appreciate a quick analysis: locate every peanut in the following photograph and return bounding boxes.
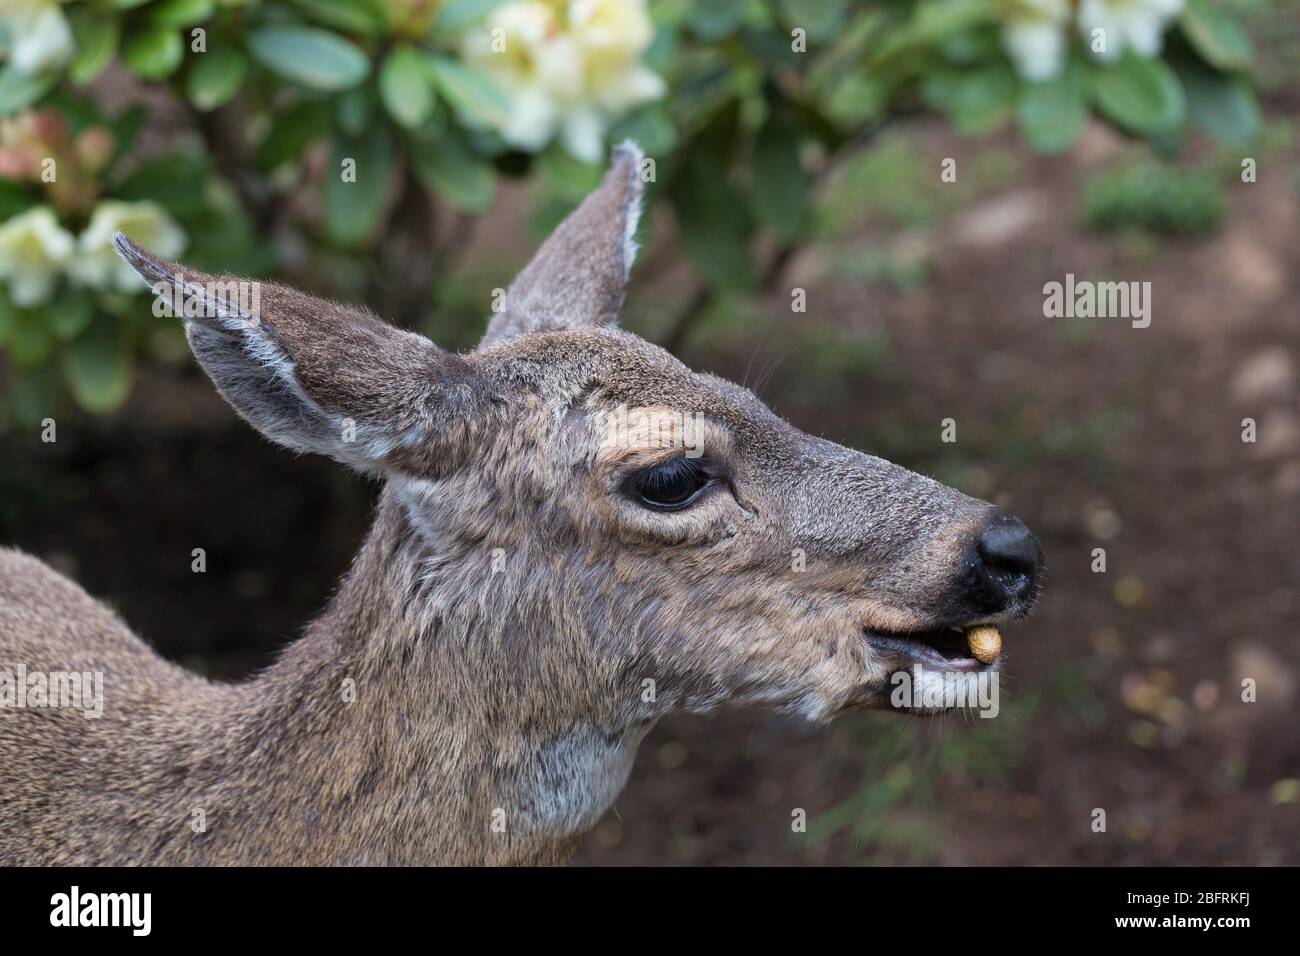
[966,626,1002,664]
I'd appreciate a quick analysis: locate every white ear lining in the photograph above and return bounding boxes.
[613,140,645,279]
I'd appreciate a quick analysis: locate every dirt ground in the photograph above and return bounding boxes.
[2,119,1297,866]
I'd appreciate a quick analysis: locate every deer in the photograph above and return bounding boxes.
[0,143,1042,865]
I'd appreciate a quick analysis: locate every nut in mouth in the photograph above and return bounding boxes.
[864,624,1003,673]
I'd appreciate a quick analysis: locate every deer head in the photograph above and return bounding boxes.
[113,143,1041,732]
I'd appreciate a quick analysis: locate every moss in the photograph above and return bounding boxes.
[1080,162,1225,236]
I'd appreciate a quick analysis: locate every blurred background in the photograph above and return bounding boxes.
[1,0,1297,864]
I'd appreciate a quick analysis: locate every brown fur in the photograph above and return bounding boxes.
[0,145,1033,865]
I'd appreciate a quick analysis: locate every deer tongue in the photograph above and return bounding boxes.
[965,626,1002,664]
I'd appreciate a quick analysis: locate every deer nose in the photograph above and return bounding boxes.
[972,512,1042,608]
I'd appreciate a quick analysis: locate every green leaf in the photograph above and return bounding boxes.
[123,27,185,80]
[289,0,386,36]
[736,31,801,71]
[0,289,15,346]
[0,179,37,219]
[608,105,677,157]
[246,25,371,92]
[148,0,215,28]
[8,358,63,429]
[751,114,808,242]
[778,0,847,44]
[410,134,495,213]
[63,313,133,414]
[688,2,751,41]
[183,198,274,274]
[380,46,434,129]
[922,61,1015,134]
[187,47,248,111]
[110,106,147,165]
[1181,0,1252,72]
[1179,62,1259,146]
[42,90,100,132]
[823,71,887,126]
[671,148,753,288]
[1017,60,1086,153]
[435,0,511,33]
[908,0,1000,38]
[870,0,1001,74]
[0,66,57,116]
[115,152,211,218]
[324,127,395,246]
[255,100,333,169]
[7,310,55,367]
[1090,54,1185,135]
[337,88,378,138]
[463,125,508,157]
[937,26,1003,64]
[669,107,753,289]
[642,22,675,74]
[50,289,94,341]
[425,56,509,128]
[537,145,602,201]
[68,12,120,84]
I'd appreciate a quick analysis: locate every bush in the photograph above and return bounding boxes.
[0,0,1260,425]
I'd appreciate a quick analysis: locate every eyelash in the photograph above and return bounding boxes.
[626,457,714,512]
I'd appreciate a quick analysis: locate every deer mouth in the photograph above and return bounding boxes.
[863,625,1001,673]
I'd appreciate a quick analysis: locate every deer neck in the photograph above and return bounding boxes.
[225,484,650,865]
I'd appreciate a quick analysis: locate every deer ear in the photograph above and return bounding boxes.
[479,141,644,349]
[113,234,481,475]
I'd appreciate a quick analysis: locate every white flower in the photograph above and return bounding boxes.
[467,2,582,153]
[0,0,74,76]
[71,200,187,293]
[1078,0,1185,63]
[464,0,665,162]
[571,0,664,111]
[0,205,75,306]
[1001,0,1071,82]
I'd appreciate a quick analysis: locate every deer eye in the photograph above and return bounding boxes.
[630,457,711,511]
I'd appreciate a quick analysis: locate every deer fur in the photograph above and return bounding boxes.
[0,143,1037,865]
